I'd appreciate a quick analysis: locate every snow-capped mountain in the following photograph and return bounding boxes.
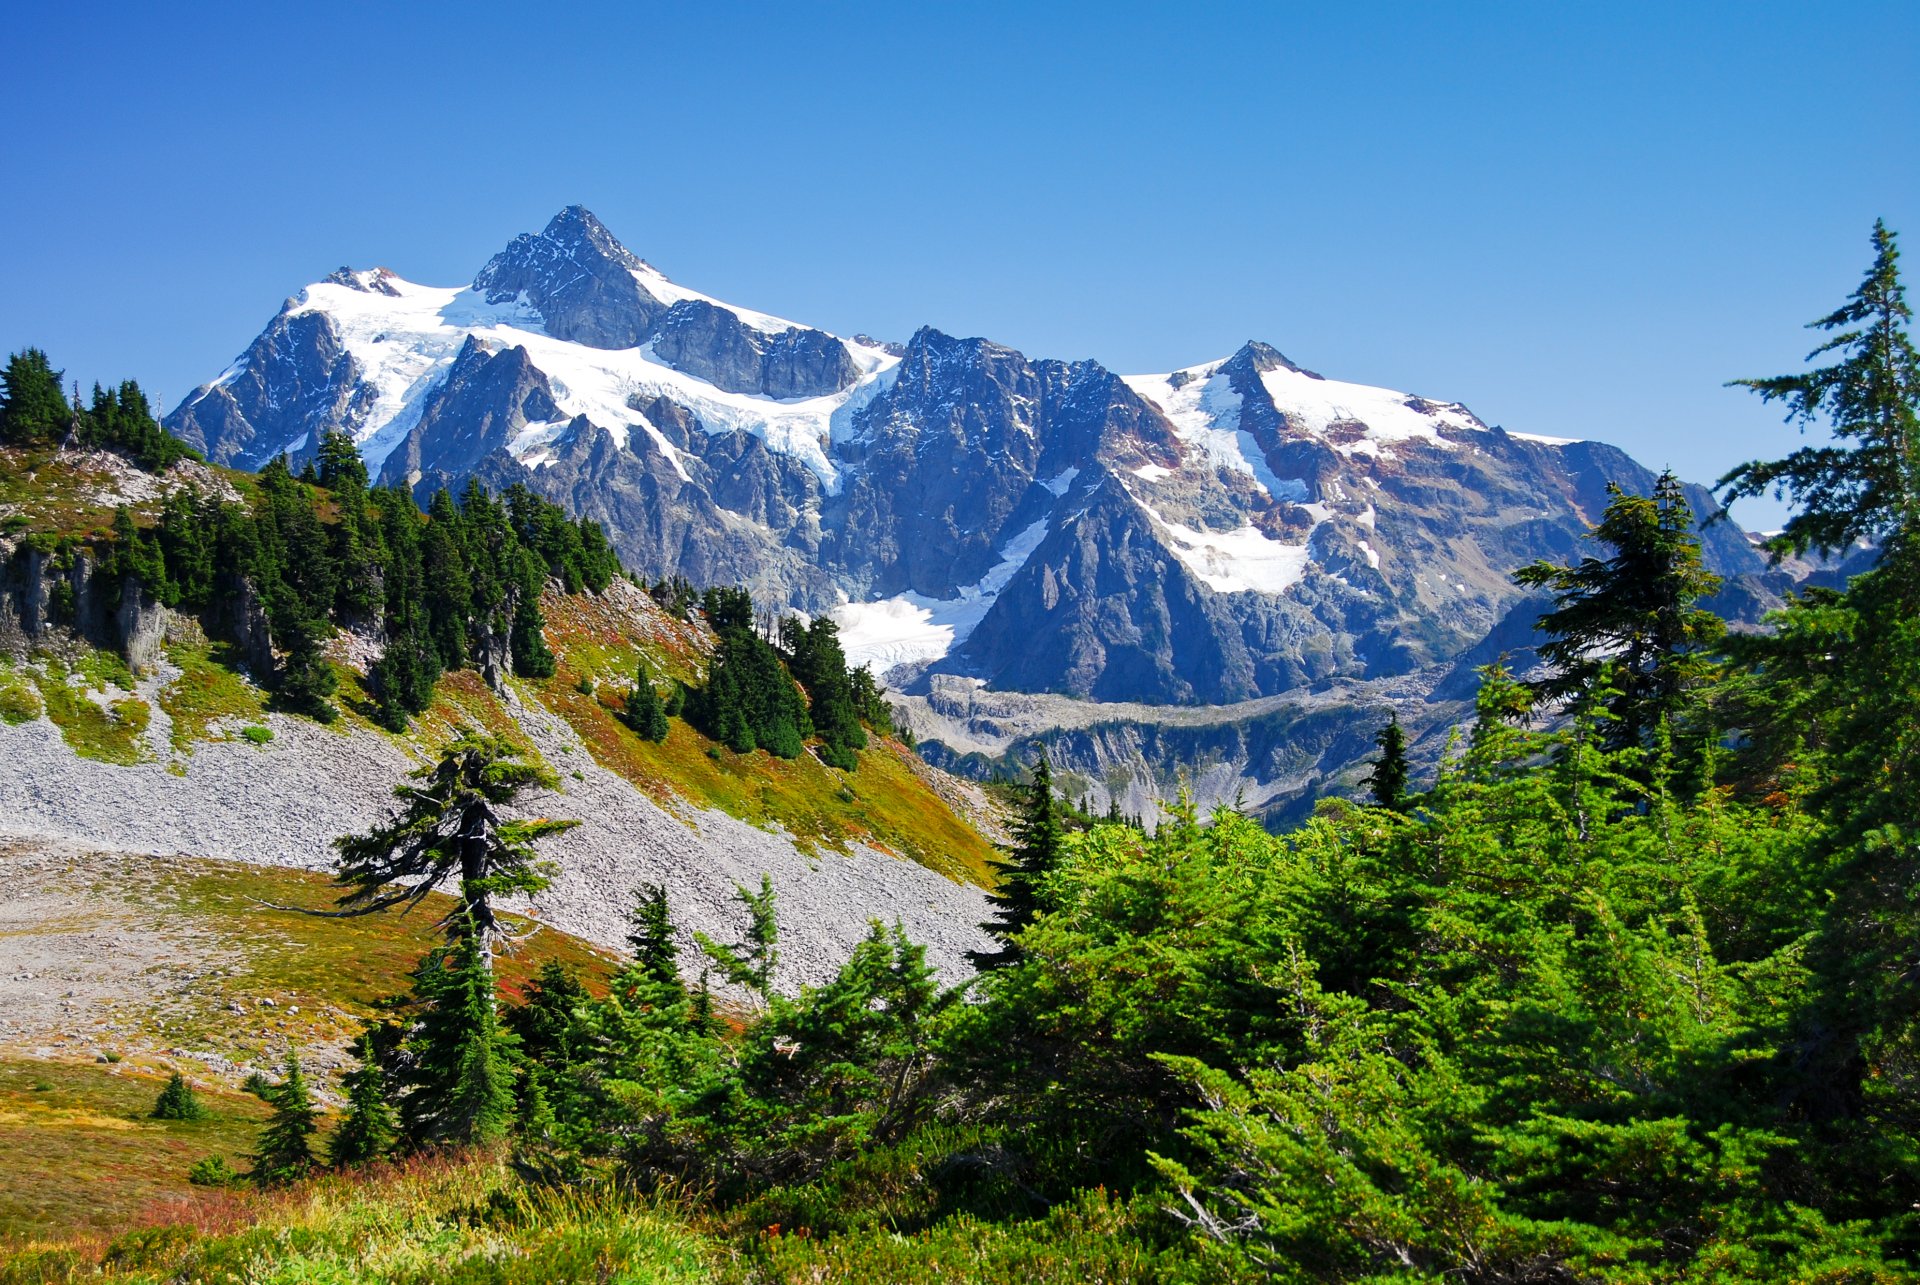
[168,207,1771,707]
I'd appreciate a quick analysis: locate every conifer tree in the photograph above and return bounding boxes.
[697,875,780,1006]
[401,918,518,1149]
[626,882,683,995]
[331,730,576,952]
[969,754,1066,970]
[1366,713,1410,811]
[328,1032,397,1166]
[251,1053,318,1185]
[0,348,71,444]
[1721,220,1920,563]
[151,1070,204,1121]
[1514,472,1723,760]
[623,665,670,742]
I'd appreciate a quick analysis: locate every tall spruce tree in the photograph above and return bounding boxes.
[251,1053,319,1185]
[1366,713,1410,811]
[0,348,71,445]
[626,882,684,996]
[401,917,518,1149]
[328,1032,398,1166]
[331,730,575,954]
[623,665,670,742]
[1513,472,1723,761]
[1717,223,1920,1147]
[969,754,1066,970]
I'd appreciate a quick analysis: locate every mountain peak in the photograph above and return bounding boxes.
[1229,340,1321,380]
[472,207,665,349]
[537,205,645,270]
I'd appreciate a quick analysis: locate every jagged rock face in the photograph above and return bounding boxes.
[471,206,669,349]
[381,338,560,487]
[168,309,369,469]
[651,300,856,398]
[825,329,1172,600]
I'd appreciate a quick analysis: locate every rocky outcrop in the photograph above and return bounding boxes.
[472,206,669,349]
[381,338,561,488]
[166,309,369,470]
[650,300,857,398]
[1,544,174,672]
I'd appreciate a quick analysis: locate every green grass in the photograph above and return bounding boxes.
[0,1059,270,1243]
[0,661,41,724]
[155,640,268,754]
[142,860,622,1056]
[29,655,149,766]
[536,674,995,886]
[0,853,626,1250]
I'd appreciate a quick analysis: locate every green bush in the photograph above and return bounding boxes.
[241,724,273,745]
[152,1070,203,1120]
[186,1155,239,1187]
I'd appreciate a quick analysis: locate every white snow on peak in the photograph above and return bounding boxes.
[1506,429,1580,446]
[833,510,1057,673]
[1125,354,1501,466]
[1138,502,1314,595]
[262,269,899,489]
[1256,363,1484,457]
[1121,365,1307,501]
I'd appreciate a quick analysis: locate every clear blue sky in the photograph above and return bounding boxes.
[3,2,1914,525]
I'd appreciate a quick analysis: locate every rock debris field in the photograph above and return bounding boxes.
[0,677,996,1005]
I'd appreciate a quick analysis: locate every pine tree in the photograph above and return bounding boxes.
[626,882,683,995]
[402,918,518,1149]
[328,1032,397,1166]
[969,754,1066,970]
[1513,472,1723,761]
[1366,713,1410,811]
[1720,220,1920,563]
[151,1070,204,1121]
[0,349,72,445]
[251,1053,318,1185]
[331,730,576,951]
[697,875,780,1006]
[623,665,670,742]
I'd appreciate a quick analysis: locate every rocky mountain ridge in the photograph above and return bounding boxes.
[162,207,1805,813]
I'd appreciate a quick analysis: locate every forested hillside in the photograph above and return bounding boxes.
[1,222,1913,1283]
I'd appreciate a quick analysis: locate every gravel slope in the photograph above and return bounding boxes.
[0,681,993,990]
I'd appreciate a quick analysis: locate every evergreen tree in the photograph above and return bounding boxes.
[626,882,683,995]
[969,754,1066,970]
[1717,223,1920,1151]
[151,1071,204,1121]
[0,349,72,444]
[1365,713,1410,811]
[401,919,518,1149]
[251,1053,318,1185]
[780,615,865,769]
[1720,220,1920,562]
[622,664,670,742]
[697,875,780,1006]
[1514,472,1723,761]
[328,1032,397,1166]
[332,730,576,952]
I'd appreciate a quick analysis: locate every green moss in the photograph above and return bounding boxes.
[0,667,41,724]
[157,640,268,753]
[32,659,148,765]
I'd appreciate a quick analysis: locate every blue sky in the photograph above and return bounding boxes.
[3,2,1914,526]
